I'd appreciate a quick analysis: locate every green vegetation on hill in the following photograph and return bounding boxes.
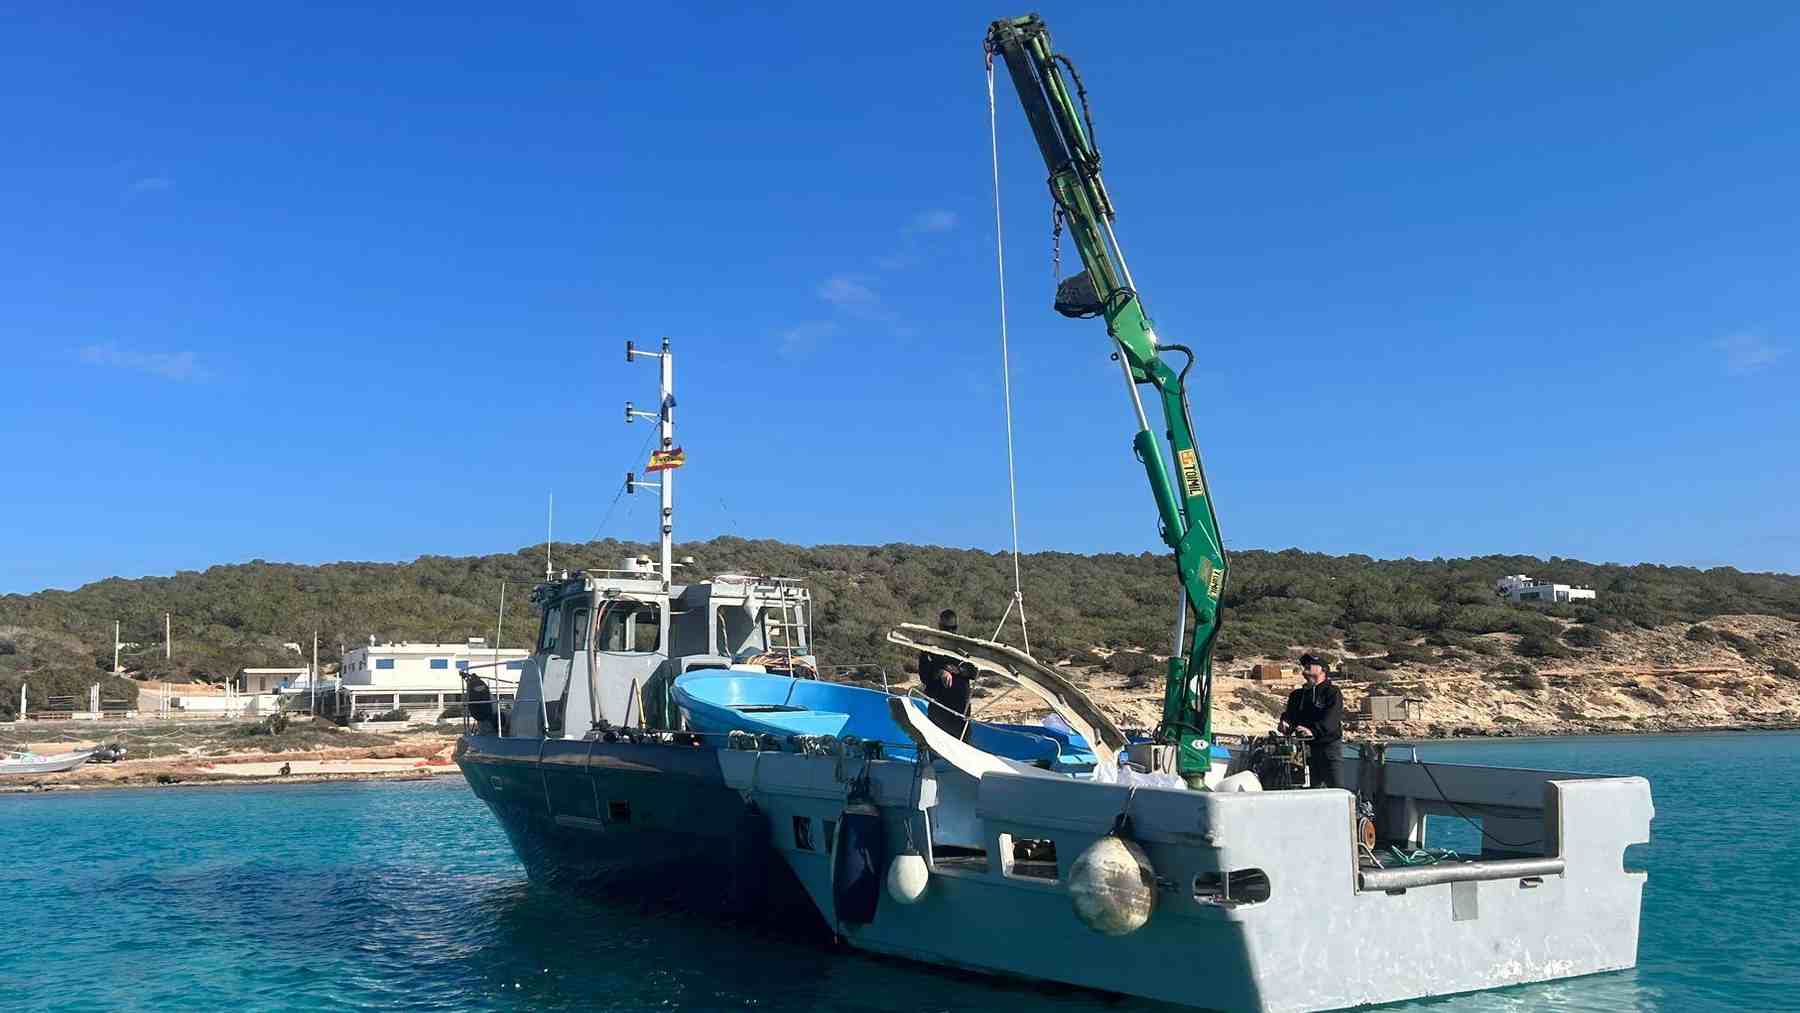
[2,539,1797,713]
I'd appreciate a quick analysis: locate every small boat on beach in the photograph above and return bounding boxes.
[0,749,95,775]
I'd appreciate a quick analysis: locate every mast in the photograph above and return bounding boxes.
[624,337,676,589]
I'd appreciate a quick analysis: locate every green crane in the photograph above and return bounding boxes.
[986,14,1228,782]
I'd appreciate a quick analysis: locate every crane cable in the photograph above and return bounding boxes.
[986,51,1031,657]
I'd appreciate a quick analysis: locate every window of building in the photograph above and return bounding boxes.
[375,658,395,670]
[429,658,449,670]
[455,660,469,670]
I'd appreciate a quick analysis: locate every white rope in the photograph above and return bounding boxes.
[986,55,1031,657]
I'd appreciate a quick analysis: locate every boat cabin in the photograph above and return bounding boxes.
[507,556,815,738]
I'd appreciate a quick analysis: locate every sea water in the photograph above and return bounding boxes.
[3,732,1796,1012]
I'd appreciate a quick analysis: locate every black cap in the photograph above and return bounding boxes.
[938,608,958,632]
[1298,653,1327,673]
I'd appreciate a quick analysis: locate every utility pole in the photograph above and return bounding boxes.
[164,612,172,660]
[113,620,120,674]
[311,631,319,717]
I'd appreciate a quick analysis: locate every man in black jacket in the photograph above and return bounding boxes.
[1278,653,1345,788]
[918,609,974,738]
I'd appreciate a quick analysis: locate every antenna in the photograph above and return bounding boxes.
[545,493,554,579]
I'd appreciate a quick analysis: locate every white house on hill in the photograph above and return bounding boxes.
[1495,574,1597,605]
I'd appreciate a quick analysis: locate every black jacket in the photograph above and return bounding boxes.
[1281,679,1344,743]
[918,652,968,695]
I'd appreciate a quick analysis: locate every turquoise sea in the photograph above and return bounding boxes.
[4,732,1796,1012]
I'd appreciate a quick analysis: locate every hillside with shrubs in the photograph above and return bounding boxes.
[3,538,1798,722]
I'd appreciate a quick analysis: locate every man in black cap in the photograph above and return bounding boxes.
[465,671,498,736]
[918,609,974,738]
[1278,653,1345,788]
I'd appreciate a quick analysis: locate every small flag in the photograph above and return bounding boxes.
[645,447,686,472]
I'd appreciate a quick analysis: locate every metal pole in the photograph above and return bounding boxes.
[311,631,319,717]
[113,620,120,673]
[165,612,171,660]
[659,336,673,589]
[546,494,554,579]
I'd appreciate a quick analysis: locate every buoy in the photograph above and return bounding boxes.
[1068,834,1156,935]
[887,850,930,904]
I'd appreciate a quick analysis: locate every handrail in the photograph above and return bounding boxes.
[1359,857,1564,892]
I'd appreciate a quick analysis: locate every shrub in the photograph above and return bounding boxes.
[1685,625,1718,644]
[1773,659,1800,680]
[0,640,15,656]
[1106,650,1154,675]
[1491,660,1534,676]
[1385,643,1435,665]
[1516,672,1548,691]
[1718,630,1763,658]
[1337,661,1390,683]
[363,708,410,723]
[1563,625,1611,649]
[1516,634,1572,659]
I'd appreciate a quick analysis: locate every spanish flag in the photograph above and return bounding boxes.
[645,447,686,472]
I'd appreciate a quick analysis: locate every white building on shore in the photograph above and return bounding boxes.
[333,636,528,721]
[239,667,310,694]
[1495,574,1598,605]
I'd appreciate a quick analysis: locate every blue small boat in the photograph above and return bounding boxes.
[671,670,1098,772]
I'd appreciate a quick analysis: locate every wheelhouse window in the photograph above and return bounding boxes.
[599,603,662,653]
[570,607,592,655]
[538,604,564,655]
[375,659,395,670]
[429,659,449,670]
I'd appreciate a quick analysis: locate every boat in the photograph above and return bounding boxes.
[0,749,95,774]
[453,338,1084,912]
[456,16,1653,1009]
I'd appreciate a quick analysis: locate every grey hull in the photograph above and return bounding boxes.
[456,734,820,926]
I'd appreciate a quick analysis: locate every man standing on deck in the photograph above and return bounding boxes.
[1278,653,1345,788]
[465,672,498,736]
[918,609,974,739]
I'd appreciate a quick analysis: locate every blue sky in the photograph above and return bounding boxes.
[3,1,1796,594]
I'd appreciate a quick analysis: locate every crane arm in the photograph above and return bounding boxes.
[986,14,1227,781]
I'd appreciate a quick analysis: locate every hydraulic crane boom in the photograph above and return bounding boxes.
[986,14,1227,781]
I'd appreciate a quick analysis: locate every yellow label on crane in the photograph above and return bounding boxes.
[1177,449,1205,499]
[1201,559,1223,600]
